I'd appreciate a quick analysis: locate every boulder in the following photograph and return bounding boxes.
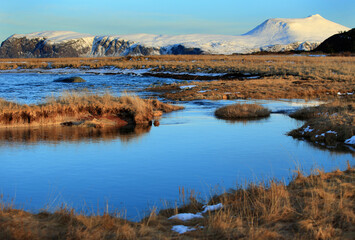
[54,77,86,83]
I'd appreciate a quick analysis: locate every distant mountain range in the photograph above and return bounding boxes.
[0,14,350,58]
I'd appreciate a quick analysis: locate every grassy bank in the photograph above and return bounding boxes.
[0,92,183,128]
[288,99,355,150]
[1,165,354,239]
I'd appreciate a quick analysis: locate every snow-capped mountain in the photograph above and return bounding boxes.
[0,14,350,57]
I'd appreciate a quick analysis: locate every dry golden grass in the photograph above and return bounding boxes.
[1,55,354,101]
[1,55,354,83]
[148,75,355,101]
[0,92,183,128]
[215,103,270,120]
[288,99,355,147]
[1,166,354,239]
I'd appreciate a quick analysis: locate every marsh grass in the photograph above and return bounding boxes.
[215,103,270,120]
[0,166,354,239]
[288,99,355,146]
[1,55,354,83]
[0,92,183,127]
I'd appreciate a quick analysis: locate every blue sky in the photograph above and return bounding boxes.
[0,0,354,42]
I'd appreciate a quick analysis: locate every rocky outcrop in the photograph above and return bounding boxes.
[0,36,92,58]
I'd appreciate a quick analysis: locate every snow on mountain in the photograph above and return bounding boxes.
[0,15,350,57]
[10,31,94,44]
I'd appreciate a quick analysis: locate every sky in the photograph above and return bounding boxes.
[0,0,354,42]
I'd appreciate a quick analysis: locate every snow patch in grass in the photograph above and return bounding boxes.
[171,225,196,234]
[344,136,355,145]
[180,85,196,89]
[302,126,314,134]
[169,213,203,221]
[326,130,337,135]
[202,203,223,213]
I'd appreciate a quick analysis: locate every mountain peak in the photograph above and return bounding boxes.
[243,15,350,43]
[308,14,323,18]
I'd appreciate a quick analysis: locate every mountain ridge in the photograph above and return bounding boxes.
[0,15,350,57]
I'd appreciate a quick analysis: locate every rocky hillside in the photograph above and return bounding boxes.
[0,15,350,57]
[314,28,355,53]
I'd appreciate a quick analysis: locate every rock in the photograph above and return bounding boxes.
[54,77,86,83]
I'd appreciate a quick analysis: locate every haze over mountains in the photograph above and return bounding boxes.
[0,14,350,58]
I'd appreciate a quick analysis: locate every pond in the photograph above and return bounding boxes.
[0,71,353,220]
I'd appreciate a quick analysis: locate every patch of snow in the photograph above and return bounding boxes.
[171,225,196,234]
[169,213,203,221]
[302,126,314,133]
[180,85,196,89]
[198,90,210,93]
[202,203,223,213]
[344,136,355,145]
[246,76,260,79]
[326,130,337,135]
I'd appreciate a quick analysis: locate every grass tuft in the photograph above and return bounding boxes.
[214,103,270,120]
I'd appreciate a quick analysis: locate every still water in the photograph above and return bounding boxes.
[0,71,353,220]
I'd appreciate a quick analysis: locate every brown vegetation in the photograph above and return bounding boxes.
[0,92,183,128]
[0,55,354,84]
[147,76,355,101]
[215,103,270,120]
[1,166,354,239]
[1,55,354,101]
[288,99,355,148]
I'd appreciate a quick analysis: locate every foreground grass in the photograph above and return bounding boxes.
[288,98,355,149]
[215,103,270,120]
[0,92,183,128]
[1,165,354,239]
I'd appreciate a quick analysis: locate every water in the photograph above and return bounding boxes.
[0,71,353,220]
[0,71,179,104]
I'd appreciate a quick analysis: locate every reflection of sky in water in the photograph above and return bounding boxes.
[0,73,353,221]
[0,72,183,104]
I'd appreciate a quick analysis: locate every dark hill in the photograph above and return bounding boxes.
[314,28,355,53]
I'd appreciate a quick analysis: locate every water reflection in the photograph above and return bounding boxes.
[0,125,152,146]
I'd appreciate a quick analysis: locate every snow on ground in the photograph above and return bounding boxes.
[345,136,355,145]
[202,203,223,213]
[10,31,94,44]
[180,85,196,89]
[326,130,337,135]
[169,213,203,221]
[171,225,196,234]
[302,126,314,134]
